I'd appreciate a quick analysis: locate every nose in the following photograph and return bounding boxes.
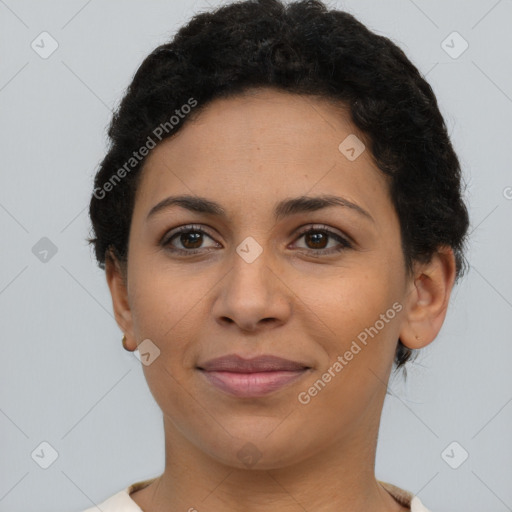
[212,247,292,332]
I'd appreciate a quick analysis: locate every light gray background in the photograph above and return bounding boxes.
[1,1,511,511]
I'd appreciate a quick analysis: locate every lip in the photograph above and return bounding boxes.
[197,354,311,398]
[197,354,310,372]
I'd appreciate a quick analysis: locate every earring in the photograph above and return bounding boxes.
[122,334,131,351]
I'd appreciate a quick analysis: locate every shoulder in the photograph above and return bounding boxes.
[411,495,433,512]
[79,489,139,511]
[379,480,433,512]
[78,478,157,512]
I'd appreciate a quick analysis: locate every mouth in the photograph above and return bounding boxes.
[197,354,311,398]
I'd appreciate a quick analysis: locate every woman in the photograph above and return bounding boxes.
[84,0,469,510]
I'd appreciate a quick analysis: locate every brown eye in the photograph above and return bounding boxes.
[304,231,328,249]
[176,231,203,249]
[293,225,352,255]
[161,225,219,254]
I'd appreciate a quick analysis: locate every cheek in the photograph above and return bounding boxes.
[294,274,401,430]
[307,264,403,370]
[128,258,201,338]
[128,272,204,414]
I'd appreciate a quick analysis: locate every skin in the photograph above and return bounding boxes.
[106,87,456,512]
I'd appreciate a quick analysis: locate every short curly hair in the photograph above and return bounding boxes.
[87,0,470,373]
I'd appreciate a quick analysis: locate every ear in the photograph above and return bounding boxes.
[399,246,457,349]
[105,249,137,351]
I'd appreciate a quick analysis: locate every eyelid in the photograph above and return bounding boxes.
[292,223,354,245]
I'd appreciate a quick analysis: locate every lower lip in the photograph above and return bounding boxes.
[199,369,309,397]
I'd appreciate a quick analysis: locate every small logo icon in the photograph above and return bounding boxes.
[338,134,365,161]
[441,31,468,59]
[237,442,262,468]
[32,237,58,263]
[31,31,59,59]
[441,441,469,469]
[133,339,161,366]
[31,441,59,469]
[236,237,263,263]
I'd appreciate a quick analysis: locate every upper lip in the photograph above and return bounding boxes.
[197,354,310,372]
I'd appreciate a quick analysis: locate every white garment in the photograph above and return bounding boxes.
[80,477,432,512]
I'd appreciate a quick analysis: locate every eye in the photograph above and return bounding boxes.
[292,224,353,255]
[161,223,353,256]
[161,225,219,255]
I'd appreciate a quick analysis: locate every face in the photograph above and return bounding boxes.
[116,88,415,469]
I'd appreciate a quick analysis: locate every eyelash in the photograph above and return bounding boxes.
[161,224,353,256]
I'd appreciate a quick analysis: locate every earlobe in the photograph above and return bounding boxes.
[399,246,457,350]
[105,249,137,351]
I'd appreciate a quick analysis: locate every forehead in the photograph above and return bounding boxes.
[134,88,390,218]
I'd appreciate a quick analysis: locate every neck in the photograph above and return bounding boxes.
[131,410,405,512]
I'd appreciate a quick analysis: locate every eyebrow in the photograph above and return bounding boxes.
[146,194,374,223]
